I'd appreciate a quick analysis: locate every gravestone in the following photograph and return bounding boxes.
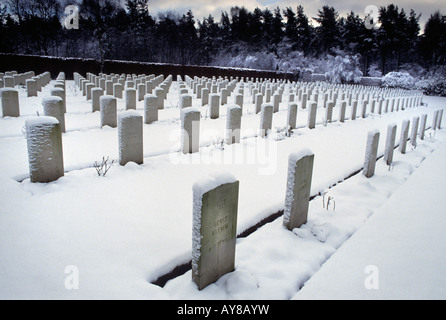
[363,129,380,178]
[42,96,65,133]
[325,101,333,123]
[113,83,123,99]
[234,93,243,112]
[339,101,346,123]
[384,123,397,166]
[154,87,164,109]
[351,100,358,120]
[209,94,220,119]
[255,93,263,114]
[220,88,228,105]
[301,93,307,109]
[26,79,37,97]
[192,172,239,290]
[399,120,410,154]
[283,149,314,230]
[419,114,427,140]
[287,102,298,130]
[307,101,317,129]
[180,94,192,109]
[260,103,273,138]
[437,109,443,129]
[91,87,104,112]
[272,93,280,113]
[144,94,158,124]
[181,107,200,154]
[201,88,209,106]
[226,104,242,145]
[361,100,368,118]
[118,110,143,165]
[3,76,14,88]
[25,116,64,183]
[1,88,20,117]
[50,87,66,113]
[125,88,137,110]
[100,95,117,128]
[410,116,419,147]
[137,83,146,101]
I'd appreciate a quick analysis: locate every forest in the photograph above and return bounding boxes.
[0,0,445,82]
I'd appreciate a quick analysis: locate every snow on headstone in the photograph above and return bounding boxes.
[118,110,143,166]
[260,103,273,138]
[42,96,65,133]
[25,116,64,183]
[100,95,117,128]
[363,129,380,178]
[226,104,242,145]
[283,149,314,230]
[399,120,410,154]
[181,107,200,154]
[192,172,239,290]
[384,123,397,166]
[1,88,20,117]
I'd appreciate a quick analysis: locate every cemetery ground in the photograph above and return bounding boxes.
[0,75,446,299]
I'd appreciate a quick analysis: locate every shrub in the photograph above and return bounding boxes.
[416,77,446,96]
[381,71,416,90]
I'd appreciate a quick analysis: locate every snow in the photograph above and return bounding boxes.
[25,116,59,126]
[0,77,445,299]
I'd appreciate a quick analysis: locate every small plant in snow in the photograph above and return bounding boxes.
[94,156,114,176]
[212,135,225,150]
[322,192,336,211]
[68,84,78,96]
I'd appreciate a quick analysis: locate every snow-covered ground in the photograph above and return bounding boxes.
[0,78,445,299]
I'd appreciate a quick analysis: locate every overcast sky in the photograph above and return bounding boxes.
[144,0,444,30]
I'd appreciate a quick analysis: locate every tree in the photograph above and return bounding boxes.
[420,11,446,68]
[313,6,341,55]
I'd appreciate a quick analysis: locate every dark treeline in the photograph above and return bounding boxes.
[0,0,445,77]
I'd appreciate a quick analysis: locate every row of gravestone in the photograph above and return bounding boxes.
[21,73,425,182]
[74,72,169,113]
[191,108,443,290]
[0,71,52,117]
[0,70,37,89]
